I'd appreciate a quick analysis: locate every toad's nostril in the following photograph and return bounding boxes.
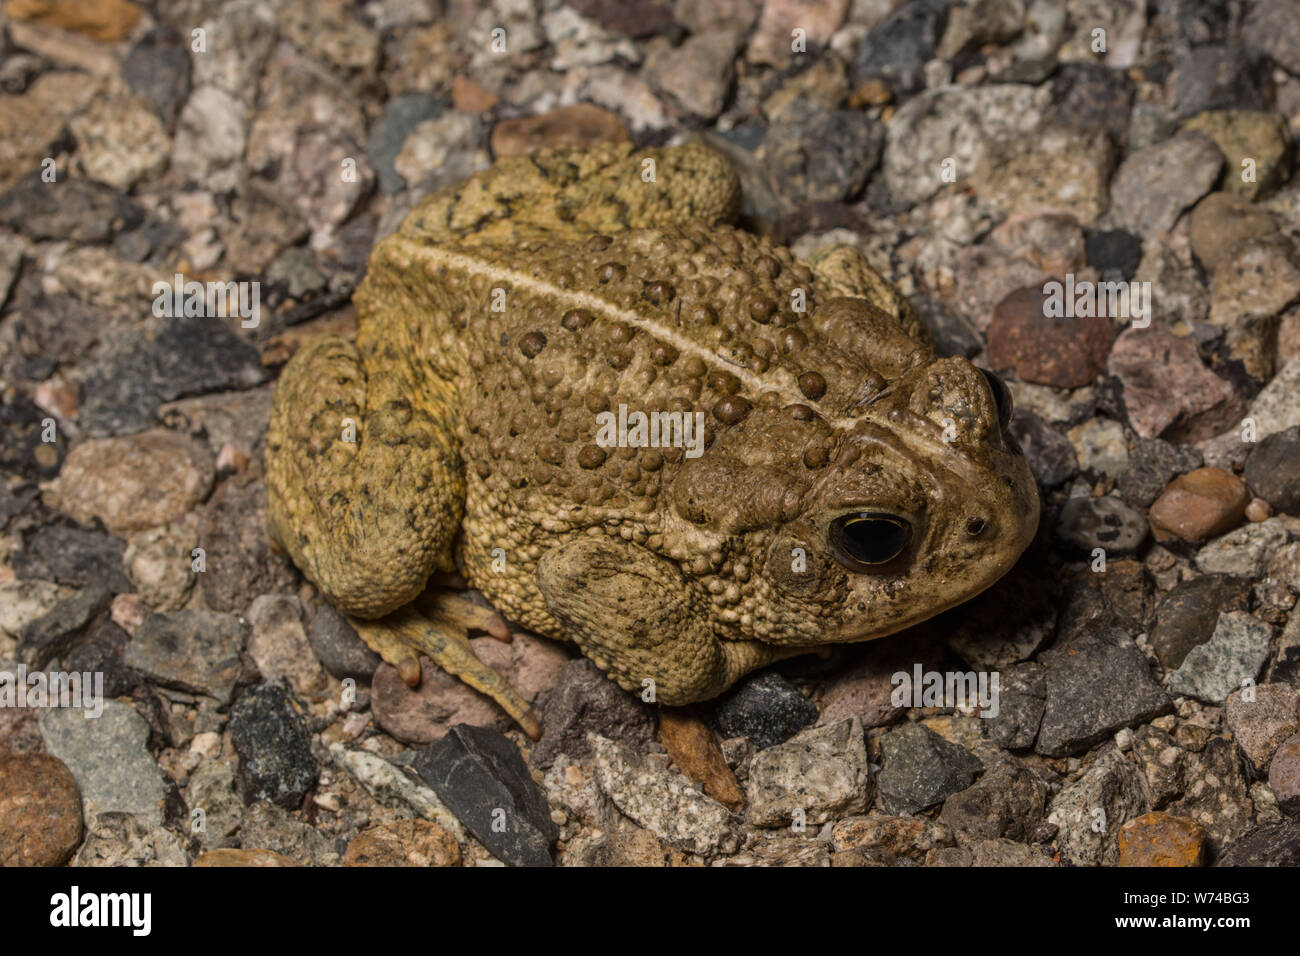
[966,516,986,536]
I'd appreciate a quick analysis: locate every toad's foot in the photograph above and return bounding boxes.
[350,592,542,740]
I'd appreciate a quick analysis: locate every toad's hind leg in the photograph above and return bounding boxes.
[265,335,542,738]
[350,594,541,741]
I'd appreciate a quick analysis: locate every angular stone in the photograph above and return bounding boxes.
[1149,468,1250,544]
[1166,611,1272,704]
[746,717,871,825]
[1048,745,1150,866]
[1108,130,1224,237]
[1108,329,1241,442]
[1117,811,1207,866]
[712,672,818,750]
[126,610,246,704]
[229,681,319,810]
[877,722,982,815]
[1150,574,1251,669]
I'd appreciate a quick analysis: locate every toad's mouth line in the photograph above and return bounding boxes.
[395,239,859,426]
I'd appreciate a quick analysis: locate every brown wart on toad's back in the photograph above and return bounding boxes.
[264,141,1040,739]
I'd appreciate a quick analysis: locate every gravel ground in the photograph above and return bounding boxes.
[2,0,1300,868]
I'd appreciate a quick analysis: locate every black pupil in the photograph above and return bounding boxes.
[832,514,909,566]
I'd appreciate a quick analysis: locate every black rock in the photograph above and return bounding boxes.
[984,662,1047,750]
[13,522,130,593]
[367,93,447,194]
[1009,409,1078,488]
[18,586,109,669]
[1150,574,1251,669]
[711,672,818,750]
[122,27,192,130]
[229,681,319,810]
[307,603,381,682]
[1036,627,1172,757]
[0,392,64,480]
[413,723,558,867]
[63,621,139,698]
[1244,426,1300,515]
[529,659,655,770]
[1216,821,1300,866]
[1053,495,1149,557]
[1050,63,1134,145]
[877,723,983,815]
[0,172,143,243]
[764,101,882,205]
[79,323,267,436]
[1117,436,1204,510]
[938,752,1047,841]
[1085,228,1143,281]
[126,609,247,704]
[1172,44,1272,117]
[851,0,948,96]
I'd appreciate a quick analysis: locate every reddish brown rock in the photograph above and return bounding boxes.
[342,819,461,867]
[0,752,83,866]
[1108,328,1242,441]
[987,286,1114,387]
[1270,734,1300,817]
[193,848,294,867]
[658,708,744,811]
[1117,811,1207,866]
[6,0,141,42]
[452,75,498,113]
[1148,467,1250,543]
[491,104,629,158]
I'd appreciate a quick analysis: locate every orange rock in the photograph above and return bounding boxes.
[1148,467,1249,543]
[0,753,83,866]
[194,848,295,866]
[1117,812,1207,866]
[5,0,141,43]
[342,819,461,867]
[658,708,744,811]
[491,104,629,158]
[453,75,499,113]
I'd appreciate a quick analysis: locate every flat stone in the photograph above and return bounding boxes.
[1054,495,1149,557]
[1108,130,1224,238]
[589,733,740,856]
[1150,574,1251,669]
[746,717,871,825]
[1108,328,1241,442]
[38,701,168,824]
[877,722,982,815]
[413,723,559,866]
[1037,628,1171,757]
[1166,610,1272,704]
[1048,745,1150,865]
[658,708,743,810]
[307,603,381,682]
[1149,468,1250,544]
[1225,684,1300,773]
[126,610,247,704]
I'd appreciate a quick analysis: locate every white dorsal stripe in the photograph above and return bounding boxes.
[406,241,857,430]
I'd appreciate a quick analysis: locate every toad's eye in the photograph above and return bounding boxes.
[980,368,1013,431]
[829,513,911,570]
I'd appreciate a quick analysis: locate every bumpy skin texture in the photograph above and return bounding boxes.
[266,141,1040,706]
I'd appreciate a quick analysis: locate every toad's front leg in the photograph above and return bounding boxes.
[536,536,806,705]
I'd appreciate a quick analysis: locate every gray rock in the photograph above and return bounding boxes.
[530,659,655,770]
[413,723,558,866]
[1244,426,1300,515]
[589,733,740,856]
[1009,409,1079,488]
[1054,495,1149,557]
[1037,628,1172,758]
[938,749,1047,841]
[0,172,143,243]
[18,586,110,668]
[126,610,247,704]
[851,0,948,96]
[1243,0,1300,75]
[39,702,169,825]
[1166,610,1272,704]
[984,662,1046,750]
[1132,724,1188,808]
[229,681,319,810]
[746,717,872,826]
[764,101,883,205]
[367,93,447,194]
[1117,437,1204,510]
[1172,44,1272,118]
[12,523,130,594]
[1108,130,1224,237]
[712,671,818,751]
[236,801,338,865]
[197,472,296,615]
[307,603,381,683]
[1150,574,1251,669]
[878,722,983,815]
[1047,745,1150,866]
[122,27,192,129]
